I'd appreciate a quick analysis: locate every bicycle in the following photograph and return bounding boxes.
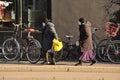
[2,23,42,64]
[57,35,79,61]
[97,35,120,63]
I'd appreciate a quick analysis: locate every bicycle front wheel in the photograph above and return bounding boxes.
[26,39,41,64]
[2,38,20,61]
[107,40,120,63]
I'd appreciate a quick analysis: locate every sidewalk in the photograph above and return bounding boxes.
[0,61,120,80]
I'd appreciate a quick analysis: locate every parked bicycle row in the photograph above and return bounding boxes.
[0,17,120,65]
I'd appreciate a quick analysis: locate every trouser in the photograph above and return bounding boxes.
[49,52,55,58]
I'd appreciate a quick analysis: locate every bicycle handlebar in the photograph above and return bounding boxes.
[24,29,41,33]
[12,23,42,33]
[12,23,23,27]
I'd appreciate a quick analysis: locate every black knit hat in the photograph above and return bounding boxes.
[79,17,84,23]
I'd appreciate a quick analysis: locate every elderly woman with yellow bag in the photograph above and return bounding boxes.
[41,17,59,65]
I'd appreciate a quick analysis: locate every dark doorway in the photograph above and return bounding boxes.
[47,0,52,20]
[0,0,52,46]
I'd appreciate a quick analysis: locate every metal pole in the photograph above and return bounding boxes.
[19,0,23,56]
[19,0,22,24]
[19,0,22,39]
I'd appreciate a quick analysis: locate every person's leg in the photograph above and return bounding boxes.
[49,52,56,65]
[41,50,50,64]
[88,50,96,65]
[75,52,83,66]
[45,51,50,64]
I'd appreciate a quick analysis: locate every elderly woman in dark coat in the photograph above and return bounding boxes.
[42,18,58,65]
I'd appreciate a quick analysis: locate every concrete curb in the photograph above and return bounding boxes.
[0,64,120,73]
[0,63,120,80]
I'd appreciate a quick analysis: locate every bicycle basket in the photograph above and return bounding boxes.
[53,38,63,52]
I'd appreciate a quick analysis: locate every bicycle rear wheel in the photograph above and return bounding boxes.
[107,40,120,63]
[2,38,20,61]
[55,50,63,62]
[26,39,41,64]
[59,41,70,61]
[97,39,109,62]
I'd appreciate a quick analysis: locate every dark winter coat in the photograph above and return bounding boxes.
[42,22,58,51]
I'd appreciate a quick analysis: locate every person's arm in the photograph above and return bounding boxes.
[48,22,59,40]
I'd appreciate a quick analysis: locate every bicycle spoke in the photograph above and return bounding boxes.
[2,38,20,61]
[97,39,109,62]
[107,41,120,63]
[26,40,41,64]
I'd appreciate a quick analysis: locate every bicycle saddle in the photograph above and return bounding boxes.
[65,35,73,38]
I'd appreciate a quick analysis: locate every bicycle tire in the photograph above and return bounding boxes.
[61,47,78,61]
[97,39,110,62]
[55,50,63,62]
[107,40,120,63]
[60,41,79,61]
[59,41,70,61]
[2,38,20,61]
[26,39,42,64]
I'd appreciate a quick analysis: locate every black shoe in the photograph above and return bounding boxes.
[75,60,82,66]
[49,62,56,65]
[75,62,82,66]
[41,61,50,65]
[90,60,96,65]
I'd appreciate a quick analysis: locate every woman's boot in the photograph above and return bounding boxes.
[90,60,96,65]
[75,60,82,66]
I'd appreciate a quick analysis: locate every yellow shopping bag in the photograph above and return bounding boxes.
[53,38,63,52]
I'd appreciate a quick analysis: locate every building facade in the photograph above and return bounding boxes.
[52,0,120,42]
[0,0,49,45]
[0,0,120,45]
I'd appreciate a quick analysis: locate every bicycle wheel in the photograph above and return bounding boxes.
[55,50,63,62]
[61,49,69,60]
[107,40,120,63]
[97,39,109,62]
[59,41,70,61]
[2,38,20,61]
[26,39,41,64]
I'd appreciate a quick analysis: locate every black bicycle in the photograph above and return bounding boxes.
[2,23,42,64]
[97,35,120,63]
